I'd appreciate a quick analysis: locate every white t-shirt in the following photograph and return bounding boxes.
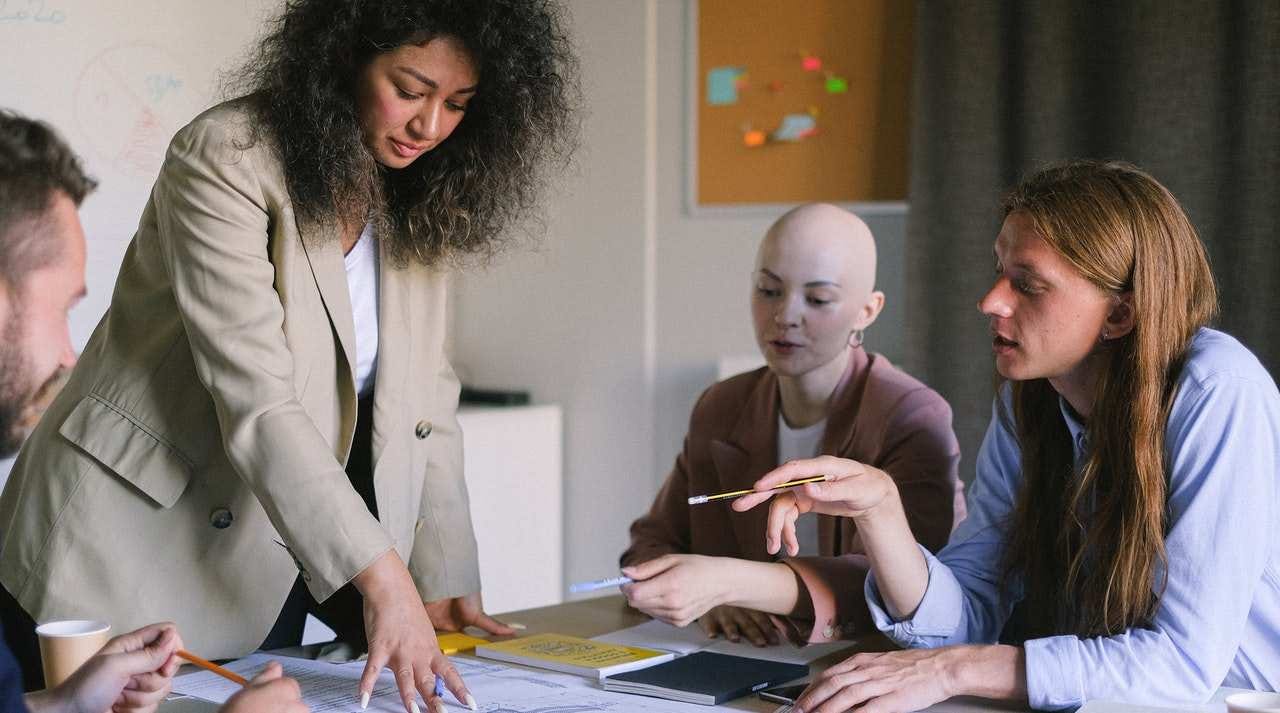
[344,223,380,397]
[777,414,826,556]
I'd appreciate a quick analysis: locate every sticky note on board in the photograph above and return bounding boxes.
[772,113,817,142]
[825,75,849,94]
[743,130,767,148]
[707,66,745,105]
[801,55,822,72]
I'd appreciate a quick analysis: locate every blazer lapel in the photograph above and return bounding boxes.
[297,220,358,450]
[816,347,872,555]
[710,371,782,561]
[369,238,410,477]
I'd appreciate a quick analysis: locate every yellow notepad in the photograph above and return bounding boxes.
[474,633,674,679]
[436,632,489,654]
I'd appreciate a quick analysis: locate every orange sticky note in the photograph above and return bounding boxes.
[743,130,767,148]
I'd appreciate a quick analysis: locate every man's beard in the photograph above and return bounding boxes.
[0,309,37,458]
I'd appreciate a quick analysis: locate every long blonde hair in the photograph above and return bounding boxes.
[998,160,1217,637]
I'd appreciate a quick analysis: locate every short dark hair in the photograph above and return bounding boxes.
[0,109,96,292]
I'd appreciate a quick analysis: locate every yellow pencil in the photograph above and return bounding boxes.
[177,649,249,686]
[687,475,828,505]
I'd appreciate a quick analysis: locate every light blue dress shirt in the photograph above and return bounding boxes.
[865,328,1280,710]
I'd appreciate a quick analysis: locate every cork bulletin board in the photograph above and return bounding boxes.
[688,0,914,212]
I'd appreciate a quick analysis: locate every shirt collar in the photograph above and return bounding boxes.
[1058,396,1089,459]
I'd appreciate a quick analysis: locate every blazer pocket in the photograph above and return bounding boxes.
[58,394,194,508]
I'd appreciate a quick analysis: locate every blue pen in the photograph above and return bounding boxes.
[569,575,634,593]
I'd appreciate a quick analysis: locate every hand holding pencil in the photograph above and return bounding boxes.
[730,455,899,556]
[219,661,308,713]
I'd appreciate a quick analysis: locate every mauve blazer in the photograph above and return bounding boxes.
[622,347,965,642]
[0,101,480,658]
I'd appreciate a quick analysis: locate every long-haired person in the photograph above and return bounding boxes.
[0,2,577,711]
[621,204,964,646]
[739,161,1280,711]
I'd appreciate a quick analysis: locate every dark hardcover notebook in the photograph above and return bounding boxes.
[601,651,808,705]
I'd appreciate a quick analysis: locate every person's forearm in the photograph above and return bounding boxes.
[718,559,800,615]
[854,493,930,619]
[24,688,67,713]
[352,548,414,601]
[949,644,1027,702]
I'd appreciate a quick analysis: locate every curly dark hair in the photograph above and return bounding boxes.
[230,0,580,266]
[0,109,96,292]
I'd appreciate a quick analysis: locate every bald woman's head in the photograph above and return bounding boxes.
[757,203,878,299]
[751,203,885,380]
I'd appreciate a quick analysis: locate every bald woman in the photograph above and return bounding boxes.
[620,204,965,645]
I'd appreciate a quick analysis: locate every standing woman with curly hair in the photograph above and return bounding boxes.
[0,1,578,710]
[737,161,1280,710]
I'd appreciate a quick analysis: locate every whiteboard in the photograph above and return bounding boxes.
[0,0,280,480]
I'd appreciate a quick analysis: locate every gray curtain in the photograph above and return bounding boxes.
[904,1,1280,479]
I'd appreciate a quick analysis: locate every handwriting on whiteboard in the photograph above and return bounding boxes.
[0,0,67,24]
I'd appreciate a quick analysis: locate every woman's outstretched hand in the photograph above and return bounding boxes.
[354,550,474,713]
[732,455,896,556]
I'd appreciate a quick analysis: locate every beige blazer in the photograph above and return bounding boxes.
[0,101,480,658]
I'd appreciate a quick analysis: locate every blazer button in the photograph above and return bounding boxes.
[209,508,234,530]
[415,420,433,439]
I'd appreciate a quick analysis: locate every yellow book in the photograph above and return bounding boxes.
[435,632,489,654]
[474,633,674,679]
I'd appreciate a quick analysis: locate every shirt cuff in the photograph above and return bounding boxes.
[863,543,964,646]
[1024,635,1084,710]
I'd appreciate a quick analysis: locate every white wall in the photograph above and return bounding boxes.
[452,0,908,594]
[0,0,280,484]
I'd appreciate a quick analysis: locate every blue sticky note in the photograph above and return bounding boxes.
[707,66,744,105]
[772,113,816,142]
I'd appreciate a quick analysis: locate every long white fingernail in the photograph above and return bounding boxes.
[507,622,527,630]
[433,699,447,713]
[466,693,479,711]
[411,701,421,713]
[361,691,370,709]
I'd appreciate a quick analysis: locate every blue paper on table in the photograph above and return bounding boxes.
[707,66,744,105]
[772,113,816,142]
[602,651,808,705]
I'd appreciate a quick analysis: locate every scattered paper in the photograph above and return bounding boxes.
[175,652,717,713]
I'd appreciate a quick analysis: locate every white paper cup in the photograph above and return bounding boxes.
[1226,692,1280,713]
[35,620,110,687]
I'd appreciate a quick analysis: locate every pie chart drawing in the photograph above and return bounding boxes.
[74,43,207,177]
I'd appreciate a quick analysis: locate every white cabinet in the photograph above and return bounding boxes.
[458,404,564,615]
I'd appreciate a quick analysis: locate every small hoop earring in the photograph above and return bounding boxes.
[849,329,865,348]
[1100,329,1109,343]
